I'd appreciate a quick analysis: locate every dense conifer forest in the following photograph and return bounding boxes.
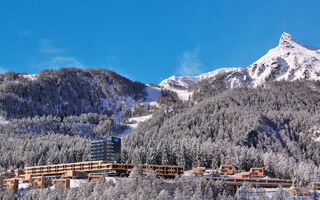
[123,80,320,184]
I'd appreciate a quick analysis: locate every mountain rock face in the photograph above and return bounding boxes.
[160,32,320,94]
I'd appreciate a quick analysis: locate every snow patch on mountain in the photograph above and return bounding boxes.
[127,114,153,129]
[162,86,192,101]
[119,114,153,137]
[0,116,9,124]
[22,74,38,81]
[117,86,161,136]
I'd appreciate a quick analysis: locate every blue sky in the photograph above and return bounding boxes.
[0,0,320,83]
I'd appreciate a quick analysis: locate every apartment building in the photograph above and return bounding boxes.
[25,161,184,178]
[91,136,121,162]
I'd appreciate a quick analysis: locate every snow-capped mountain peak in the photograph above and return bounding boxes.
[160,32,320,100]
[248,32,320,86]
[279,32,293,46]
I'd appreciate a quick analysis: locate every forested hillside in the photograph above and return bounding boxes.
[0,68,146,119]
[122,80,320,184]
[0,68,148,170]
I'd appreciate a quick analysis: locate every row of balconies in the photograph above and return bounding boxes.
[26,165,106,174]
[27,165,183,172]
[27,162,105,169]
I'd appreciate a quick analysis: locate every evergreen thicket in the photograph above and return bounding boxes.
[0,133,91,171]
[123,80,320,184]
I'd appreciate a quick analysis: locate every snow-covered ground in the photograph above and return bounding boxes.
[105,177,118,184]
[117,85,161,136]
[119,114,153,137]
[70,179,88,188]
[0,116,9,124]
[22,74,38,81]
[19,182,31,190]
[164,87,192,102]
[127,114,153,129]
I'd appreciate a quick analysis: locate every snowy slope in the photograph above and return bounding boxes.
[159,68,240,101]
[159,68,242,101]
[142,85,162,103]
[118,85,161,136]
[160,67,240,88]
[127,114,153,129]
[159,32,320,99]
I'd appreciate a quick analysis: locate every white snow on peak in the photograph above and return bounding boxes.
[159,32,320,100]
[248,32,320,87]
[160,67,240,89]
[279,32,293,45]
